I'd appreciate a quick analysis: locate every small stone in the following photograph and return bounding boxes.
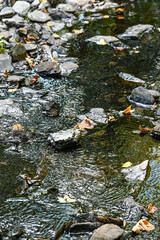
[7,75,25,83]
[57,3,77,12]
[13,1,30,16]
[0,99,22,117]
[24,43,37,51]
[3,14,25,27]
[60,61,78,76]
[36,61,61,76]
[48,20,65,32]
[0,53,14,72]
[42,101,60,117]
[0,7,15,18]
[130,86,155,105]
[0,31,10,40]
[18,28,27,35]
[86,35,119,44]
[90,224,124,240]
[78,108,108,125]
[28,10,51,22]
[152,124,160,140]
[11,43,26,62]
[119,72,145,84]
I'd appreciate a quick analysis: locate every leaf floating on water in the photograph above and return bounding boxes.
[73,28,84,34]
[117,16,125,20]
[75,119,94,130]
[148,204,158,214]
[97,38,106,45]
[103,15,109,19]
[58,195,76,203]
[11,123,23,131]
[132,219,155,233]
[116,8,125,13]
[122,162,132,168]
[122,105,132,115]
[139,125,152,134]
[2,69,8,79]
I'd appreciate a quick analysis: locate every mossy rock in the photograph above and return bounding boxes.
[11,43,26,62]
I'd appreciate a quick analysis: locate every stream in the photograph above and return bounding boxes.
[0,0,160,239]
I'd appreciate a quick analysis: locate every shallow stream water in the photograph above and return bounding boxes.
[0,0,160,239]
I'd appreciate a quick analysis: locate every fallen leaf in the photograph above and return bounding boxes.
[116,47,124,51]
[73,28,84,34]
[157,28,160,32]
[132,219,155,233]
[26,55,34,68]
[75,119,94,130]
[53,34,61,39]
[116,8,125,13]
[97,39,106,45]
[43,8,49,13]
[108,115,116,122]
[52,57,58,63]
[46,23,52,27]
[58,195,76,203]
[139,125,152,134]
[8,88,18,93]
[122,162,132,168]
[2,69,8,79]
[117,16,125,20]
[24,37,31,44]
[11,123,23,131]
[40,42,47,45]
[103,15,109,19]
[123,105,132,115]
[28,34,37,41]
[148,204,158,214]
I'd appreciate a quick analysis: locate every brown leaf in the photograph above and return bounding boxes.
[11,124,23,131]
[52,57,58,63]
[116,8,125,13]
[26,55,34,68]
[148,203,158,214]
[123,106,132,115]
[76,119,94,130]
[28,34,37,41]
[139,125,152,134]
[117,15,125,20]
[24,37,31,44]
[2,69,8,79]
[53,34,61,39]
[116,47,124,51]
[43,8,49,13]
[40,42,47,45]
[132,219,155,233]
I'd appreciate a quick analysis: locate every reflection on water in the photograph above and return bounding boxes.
[0,0,160,239]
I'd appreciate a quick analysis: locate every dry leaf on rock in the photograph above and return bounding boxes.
[97,39,106,45]
[26,55,34,68]
[148,204,158,214]
[122,161,132,168]
[108,115,116,122]
[28,34,37,41]
[117,16,125,20]
[2,69,8,79]
[40,42,47,45]
[52,57,58,63]
[58,195,76,203]
[29,75,40,85]
[11,123,23,131]
[53,34,61,39]
[73,28,84,34]
[24,37,31,44]
[8,88,18,93]
[75,119,94,130]
[132,219,155,233]
[139,125,152,134]
[46,23,52,27]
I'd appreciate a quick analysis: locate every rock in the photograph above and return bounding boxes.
[61,32,74,41]
[118,24,153,40]
[70,222,102,233]
[3,14,25,27]
[57,3,77,12]
[155,108,160,118]
[0,99,22,117]
[42,101,60,117]
[0,7,15,18]
[118,198,148,221]
[119,72,145,84]
[36,61,61,76]
[60,62,78,76]
[0,53,14,72]
[11,43,26,61]
[0,31,10,40]
[12,1,30,16]
[121,160,149,181]
[7,75,25,83]
[151,124,160,140]
[31,0,40,8]
[24,43,37,51]
[78,108,108,125]
[47,20,65,32]
[66,0,91,6]
[86,35,119,44]
[90,224,124,240]
[19,87,43,98]
[42,45,52,60]
[28,10,51,22]
[96,1,118,10]
[148,90,160,101]
[130,86,155,105]
[48,128,81,149]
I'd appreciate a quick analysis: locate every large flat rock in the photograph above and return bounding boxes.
[28,10,51,22]
[13,1,30,16]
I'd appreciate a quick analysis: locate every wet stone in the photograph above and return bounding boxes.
[11,43,26,62]
[78,108,108,125]
[7,75,25,83]
[130,86,155,105]
[48,20,65,32]
[0,31,9,40]
[86,35,119,44]
[12,1,30,16]
[151,124,160,140]
[0,53,14,72]
[90,224,124,240]
[42,101,60,117]
[24,43,37,51]
[36,61,61,76]
[0,99,22,117]
[70,222,102,233]
[60,61,79,76]
[118,24,153,40]
[48,128,81,149]
[28,10,51,22]
[121,160,149,181]
[119,72,145,84]
[57,3,77,13]
[0,7,15,18]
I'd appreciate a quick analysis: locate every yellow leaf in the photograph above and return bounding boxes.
[73,28,84,34]
[103,15,109,19]
[122,162,132,168]
[46,23,52,27]
[52,57,58,63]
[53,34,61,39]
[8,88,18,92]
[26,55,34,68]
[11,123,23,131]
[97,39,106,45]
[58,195,76,203]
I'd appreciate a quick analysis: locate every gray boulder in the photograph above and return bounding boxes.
[90,224,124,240]
[152,124,160,140]
[48,128,81,149]
[36,61,61,76]
[28,10,51,22]
[130,86,155,105]
[121,160,149,181]
[0,7,15,18]
[0,53,14,72]
[118,24,153,40]
[2,14,25,27]
[0,99,22,117]
[119,72,145,84]
[47,20,65,32]
[78,108,108,125]
[13,1,30,16]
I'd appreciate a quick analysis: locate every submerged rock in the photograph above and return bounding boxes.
[60,61,78,76]
[0,53,14,72]
[151,124,160,140]
[90,224,124,240]
[36,61,61,76]
[12,1,30,16]
[11,43,26,62]
[86,35,119,44]
[70,222,102,233]
[118,24,153,40]
[118,197,148,221]
[121,160,149,181]
[48,128,81,149]
[28,10,51,22]
[0,99,22,117]
[42,101,60,117]
[119,72,145,84]
[78,108,108,125]
[130,86,155,105]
